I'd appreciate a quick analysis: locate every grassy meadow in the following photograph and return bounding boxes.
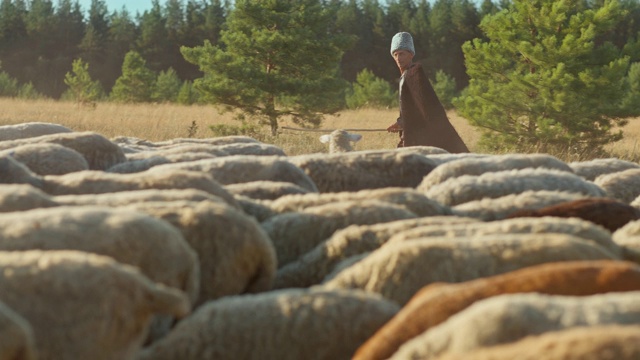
[0,97,638,160]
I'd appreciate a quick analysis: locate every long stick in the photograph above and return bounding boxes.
[280,126,388,133]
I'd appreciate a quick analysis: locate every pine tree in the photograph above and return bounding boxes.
[110,51,156,103]
[454,0,635,159]
[152,67,182,103]
[181,0,352,135]
[346,69,397,109]
[64,58,103,105]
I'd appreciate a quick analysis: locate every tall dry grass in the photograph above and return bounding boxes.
[0,98,637,159]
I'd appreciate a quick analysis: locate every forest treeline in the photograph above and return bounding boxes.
[1,0,640,103]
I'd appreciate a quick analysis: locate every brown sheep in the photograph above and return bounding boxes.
[353,260,640,360]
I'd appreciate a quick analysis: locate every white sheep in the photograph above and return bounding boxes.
[0,184,58,212]
[118,200,277,306]
[594,168,640,203]
[322,233,619,305]
[107,152,220,173]
[0,249,189,360]
[319,129,362,153]
[233,195,280,222]
[0,143,89,176]
[0,154,240,207]
[432,324,640,360]
[451,190,594,221]
[274,216,480,289]
[151,135,261,147]
[137,288,400,360]
[53,188,233,208]
[265,187,452,217]
[569,157,640,181]
[383,216,623,258]
[224,180,313,200]
[0,131,126,170]
[0,122,72,141]
[422,168,607,207]
[261,199,418,268]
[0,300,36,360]
[0,206,200,305]
[390,291,640,360]
[419,153,574,191]
[149,156,319,192]
[288,150,438,192]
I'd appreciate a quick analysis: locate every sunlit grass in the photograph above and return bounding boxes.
[0,98,638,160]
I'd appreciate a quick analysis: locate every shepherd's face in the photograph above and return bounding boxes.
[393,49,414,71]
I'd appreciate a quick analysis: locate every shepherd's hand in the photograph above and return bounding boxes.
[387,122,402,133]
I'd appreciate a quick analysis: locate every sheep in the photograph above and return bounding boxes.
[126,142,286,159]
[612,219,640,252]
[224,180,313,201]
[419,153,573,191]
[107,152,221,174]
[319,129,362,153]
[151,135,262,147]
[452,190,595,221]
[274,216,480,289]
[433,325,640,360]
[288,150,438,193]
[422,168,607,207]
[322,233,620,306]
[123,144,229,159]
[0,131,126,170]
[353,260,640,360]
[383,216,622,256]
[569,157,640,181]
[137,288,400,360]
[594,168,640,203]
[265,187,452,217]
[0,300,36,360]
[149,156,319,192]
[118,200,277,306]
[504,197,640,232]
[0,122,72,141]
[0,249,189,360]
[233,195,280,222]
[53,188,235,208]
[0,206,199,305]
[0,143,89,175]
[389,291,640,360]
[0,154,240,207]
[394,145,450,156]
[0,184,58,212]
[261,199,418,268]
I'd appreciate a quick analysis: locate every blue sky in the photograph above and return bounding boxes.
[76,0,153,15]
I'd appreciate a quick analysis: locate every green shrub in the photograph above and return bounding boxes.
[346,69,397,109]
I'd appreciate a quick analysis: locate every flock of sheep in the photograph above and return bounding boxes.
[1,123,640,359]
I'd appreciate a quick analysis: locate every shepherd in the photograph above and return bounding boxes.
[386,32,469,153]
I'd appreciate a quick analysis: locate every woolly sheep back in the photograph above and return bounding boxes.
[419,153,573,191]
[274,216,480,289]
[53,188,232,208]
[354,260,640,360]
[0,143,88,175]
[432,325,640,360]
[288,150,438,192]
[423,168,606,206]
[570,158,640,181]
[107,152,220,173]
[0,131,125,170]
[262,199,418,268]
[594,168,640,203]
[390,291,640,360]
[0,184,57,212]
[137,288,400,360]
[0,249,190,360]
[225,180,312,200]
[0,122,72,141]
[322,233,620,305]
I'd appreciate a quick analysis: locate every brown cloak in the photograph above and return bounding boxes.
[398,63,469,153]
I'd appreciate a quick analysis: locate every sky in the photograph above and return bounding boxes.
[76,0,154,15]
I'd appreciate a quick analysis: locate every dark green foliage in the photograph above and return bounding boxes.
[182,0,352,135]
[455,0,636,159]
[110,51,156,103]
[152,67,181,103]
[0,70,18,96]
[176,80,199,105]
[345,69,397,109]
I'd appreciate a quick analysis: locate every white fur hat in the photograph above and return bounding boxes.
[390,32,415,56]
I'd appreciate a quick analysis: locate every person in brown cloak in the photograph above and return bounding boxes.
[386,32,469,153]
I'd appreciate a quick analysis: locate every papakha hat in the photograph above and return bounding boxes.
[390,32,415,56]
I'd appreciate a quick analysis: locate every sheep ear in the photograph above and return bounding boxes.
[349,134,363,142]
[319,134,331,144]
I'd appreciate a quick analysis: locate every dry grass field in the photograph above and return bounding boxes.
[0,97,637,160]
